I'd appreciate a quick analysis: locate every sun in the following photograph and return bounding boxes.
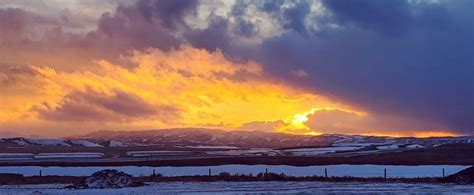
[304,131,322,136]
[277,107,365,135]
[290,113,311,128]
[278,108,319,133]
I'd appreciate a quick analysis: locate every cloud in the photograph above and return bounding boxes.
[0,8,28,41]
[0,64,37,88]
[33,88,179,122]
[280,0,311,35]
[1,0,473,136]
[87,0,197,51]
[0,0,197,70]
[0,0,125,32]
[321,0,452,35]
[256,0,474,134]
[240,108,449,137]
[136,0,197,29]
[321,0,414,34]
[304,109,446,135]
[1,45,340,137]
[240,120,285,132]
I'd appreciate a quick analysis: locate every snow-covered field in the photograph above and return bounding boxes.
[285,147,363,155]
[34,153,104,159]
[0,153,34,160]
[0,165,467,178]
[0,153,104,160]
[377,145,400,150]
[126,151,194,157]
[1,182,474,194]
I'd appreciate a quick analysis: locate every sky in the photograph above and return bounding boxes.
[0,0,472,138]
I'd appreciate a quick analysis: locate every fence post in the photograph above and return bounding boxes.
[152,169,156,177]
[384,168,387,180]
[442,168,445,178]
[324,168,328,178]
[265,168,268,174]
[39,170,42,177]
[208,168,211,176]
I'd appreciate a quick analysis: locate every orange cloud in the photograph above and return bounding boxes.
[302,108,450,137]
[241,107,453,138]
[1,45,348,137]
[0,45,458,138]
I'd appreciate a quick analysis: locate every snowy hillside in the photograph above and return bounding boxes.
[0,128,472,150]
[71,128,474,149]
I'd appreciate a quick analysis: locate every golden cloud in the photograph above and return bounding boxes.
[1,45,350,137]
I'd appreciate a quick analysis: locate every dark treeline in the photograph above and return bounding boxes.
[138,172,444,183]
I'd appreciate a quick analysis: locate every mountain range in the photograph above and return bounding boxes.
[1,128,472,149]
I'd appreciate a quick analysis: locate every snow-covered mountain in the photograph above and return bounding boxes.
[1,128,472,149]
[72,128,339,148]
[70,128,474,149]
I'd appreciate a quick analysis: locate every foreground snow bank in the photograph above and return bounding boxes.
[3,181,474,194]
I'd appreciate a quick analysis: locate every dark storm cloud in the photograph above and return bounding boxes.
[184,0,314,60]
[321,0,453,35]
[280,0,311,35]
[33,89,180,122]
[258,0,474,133]
[136,0,197,29]
[186,17,231,52]
[322,0,413,34]
[259,0,312,35]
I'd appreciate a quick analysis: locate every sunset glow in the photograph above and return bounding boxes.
[1,0,472,138]
[1,46,356,137]
[2,2,474,194]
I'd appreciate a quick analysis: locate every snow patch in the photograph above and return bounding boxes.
[0,153,34,160]
[406,144,426,149]
[285,147,363,156]
[70,140,103,147]
[26,139,70,147]
[433,143,444,148]
[332,143,372,147]
[34,153,104,159]
[109,140,125,147]
[126,151,194,157]
[13,139,29,146]
[377,145,399,150]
